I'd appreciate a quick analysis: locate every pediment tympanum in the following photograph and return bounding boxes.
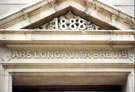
[0,0,134,30]
[34,11,105,30]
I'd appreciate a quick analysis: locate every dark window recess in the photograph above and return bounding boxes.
[13,85,122,92]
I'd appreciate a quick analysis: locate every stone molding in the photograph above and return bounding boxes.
[0,29,134,44]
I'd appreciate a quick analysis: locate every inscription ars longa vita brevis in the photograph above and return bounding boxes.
[36,11,104,30]
[11,49,128,59]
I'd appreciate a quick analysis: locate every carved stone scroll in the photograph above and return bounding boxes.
[0,46,11,61]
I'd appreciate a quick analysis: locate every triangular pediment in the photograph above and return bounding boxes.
[0,0,134,30]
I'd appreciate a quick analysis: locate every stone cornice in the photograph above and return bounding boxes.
[2,62,135,69]
[0,29,134,33]
[0,29,134,44]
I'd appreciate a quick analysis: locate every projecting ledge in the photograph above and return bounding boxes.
[0,30,134,44]
[1,62,135,69]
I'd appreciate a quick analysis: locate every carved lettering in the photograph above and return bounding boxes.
[34,51,40,59]
[40,51,46,58]
[99,51,106,58]
[35,11,104,30]
[12,51,19,59]
[106,51,112,59]
[19,51,25,59]
[26,51,32,58]
[11,49,129,60]
[122,51,128,58]
[93,51,99,58]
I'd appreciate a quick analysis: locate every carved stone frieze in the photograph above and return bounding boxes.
[8,47,134,63]
[0,45,134,62]
[35,11,104,30]
[12,49,127,59]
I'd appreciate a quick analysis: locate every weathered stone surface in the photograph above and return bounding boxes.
[0,0,134,92]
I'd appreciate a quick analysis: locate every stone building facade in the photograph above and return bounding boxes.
[0,0,135,92]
